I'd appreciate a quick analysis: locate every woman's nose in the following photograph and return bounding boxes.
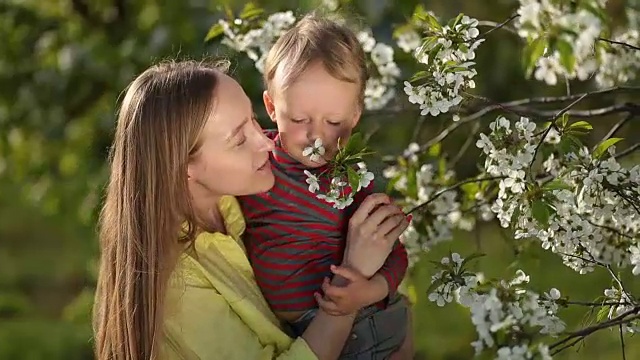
[257,132,275,152]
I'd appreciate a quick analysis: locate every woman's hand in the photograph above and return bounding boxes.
[343,193,409,277]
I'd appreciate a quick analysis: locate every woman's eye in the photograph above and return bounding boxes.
[327,120,341,126]
[291,118,305,123]
[237,137,247,146]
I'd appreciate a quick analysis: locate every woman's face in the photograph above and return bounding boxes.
[187,73,275,198]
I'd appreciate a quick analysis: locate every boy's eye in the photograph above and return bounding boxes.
[327,120,341,126]
[291,118,305,123]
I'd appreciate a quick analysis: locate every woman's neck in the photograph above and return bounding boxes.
[190,191,226,234]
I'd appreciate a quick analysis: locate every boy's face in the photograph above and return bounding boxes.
[263,61,362,168]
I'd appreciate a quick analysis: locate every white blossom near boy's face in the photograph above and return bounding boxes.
[263,61,362,168]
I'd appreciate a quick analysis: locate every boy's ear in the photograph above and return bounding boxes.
[350,106,362,127]
[262,90,277,123]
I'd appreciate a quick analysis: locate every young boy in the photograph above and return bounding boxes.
[238,14,409,359]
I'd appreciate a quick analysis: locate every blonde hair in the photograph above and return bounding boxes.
[263,13,368,106]
[93,59,228,360]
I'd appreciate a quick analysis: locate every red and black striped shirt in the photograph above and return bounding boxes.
[238,130,408,312]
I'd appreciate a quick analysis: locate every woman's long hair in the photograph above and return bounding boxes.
[93,60,226,360]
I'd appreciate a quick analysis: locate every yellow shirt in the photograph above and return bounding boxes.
[161,196,317,360]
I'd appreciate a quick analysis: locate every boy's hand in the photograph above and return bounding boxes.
[314,265,389,316]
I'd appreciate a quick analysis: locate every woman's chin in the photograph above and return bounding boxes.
[254,169,275,193]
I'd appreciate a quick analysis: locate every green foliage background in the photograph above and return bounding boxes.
[1,0,639,359]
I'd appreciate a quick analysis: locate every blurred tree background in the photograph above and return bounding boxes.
[1,0,639,359]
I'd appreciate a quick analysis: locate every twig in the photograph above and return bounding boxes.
[596,114,635,151]
[587,220,634,239]
[619,324,627,360]
[563,300,634,307]
[605,264,636,304]
[514,103,640,118]
[613,143,640,161]
[406,176,505,214]
[528,94,589,177]
[414,87,640,156]
[477,20,517,35]
[411,115,427,143]
[451,121,481,166]
[478,13,520,39]
[598,37,640,52]
[549,306,640,354]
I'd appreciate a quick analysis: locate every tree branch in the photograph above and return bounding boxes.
[598,37,640,52]
[478,13,520,39]
[619,324,627,360]
[597,114,635,151]
[549,306,640,354]
[529,94,589,176]
[514,102,640,118]
[451,121,481,166]
[406,176,505,214]
[613,143,640,161]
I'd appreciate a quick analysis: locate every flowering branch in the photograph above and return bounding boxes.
[406,175,505,215]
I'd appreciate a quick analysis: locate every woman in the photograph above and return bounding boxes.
[92,59,411,360]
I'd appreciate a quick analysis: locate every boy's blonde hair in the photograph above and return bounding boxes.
[264,13,368,106]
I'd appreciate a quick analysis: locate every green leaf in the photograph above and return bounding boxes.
[448,13,464,29]
[423,12,442,31]
[567,121,593,131]
[523,36,547,78]
[429,260,451,272]
[543,180,573,191]
[425,276,446,296]
[344,132,366,155]
[410,70,430,82]
[596,305,611,322]
[460,252,486,268]
[240,2,264,20]
[559,135,583,154]
[205,23,225,42]
[593,137,624,159]
[555,113,570,129]
[531,199,551,226]
[428,142,441,157]
[461,182,480,200]
[557,39,576,73]
[347,166,360,192]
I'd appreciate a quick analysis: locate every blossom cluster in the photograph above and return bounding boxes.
[302,138,375,210]
[516,0,605,85]
[218,11,296,73]
[427,253,564,359]
[356,31,402,110]
[403,13,483,116]
[595,29,640,88]
[382,143,484,266]
[477,115,640,276]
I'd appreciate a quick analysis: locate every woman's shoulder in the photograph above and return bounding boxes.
[218,195,246,239]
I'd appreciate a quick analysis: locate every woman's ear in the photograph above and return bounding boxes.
[263,90,277,123]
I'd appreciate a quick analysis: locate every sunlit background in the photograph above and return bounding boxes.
[1,0,639,359]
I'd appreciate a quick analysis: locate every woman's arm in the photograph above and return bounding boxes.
[300,309,356,360]
[163,285,326,360]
